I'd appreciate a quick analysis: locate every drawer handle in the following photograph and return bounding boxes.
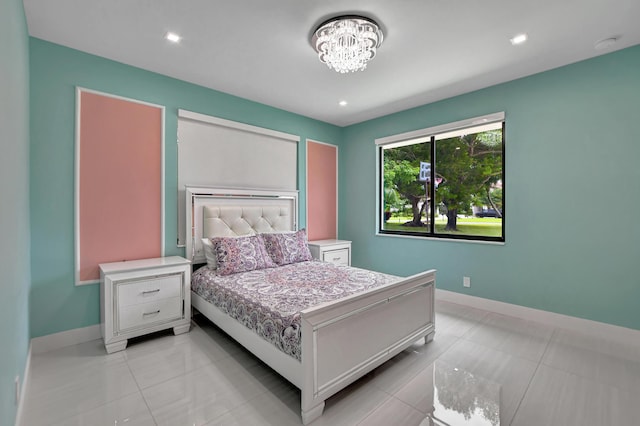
[142,289,161,295]
[332,257,341,261]
[143,310,161,316]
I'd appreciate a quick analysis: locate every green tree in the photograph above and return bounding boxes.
[383,143,430,226]
[476,187,503,216]
[435,130,503,230]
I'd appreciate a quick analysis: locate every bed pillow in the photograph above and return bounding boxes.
[201,238,218,269]
[201,232,255,269]
[262,229,313,265]
[211,234,276,275]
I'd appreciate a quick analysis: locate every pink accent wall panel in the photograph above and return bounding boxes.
[307,141,337,241]
[78,91,162,283]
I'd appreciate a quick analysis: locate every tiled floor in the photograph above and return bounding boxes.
[20,301,640,425]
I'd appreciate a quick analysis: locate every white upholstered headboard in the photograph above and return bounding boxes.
[185,186,298,264]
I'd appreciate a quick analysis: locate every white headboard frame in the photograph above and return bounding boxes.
[185,186,299,264]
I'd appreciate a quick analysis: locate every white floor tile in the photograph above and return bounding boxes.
[20,301,639,426]
[437,338,538,424]
[204,388,301,426]
[125,325,239,389]
[462,312,555,362]
[542,328,640,394]
[394,360,501,426]
[435,301,488,337]
[511,364,638,426]
[27,338,126,395]
[50,392,156,426]
[141,355,276,426]
[22,358,139,425]
[311,377,392,426]
[358,397,427,426]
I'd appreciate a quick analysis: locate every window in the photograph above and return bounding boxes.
[377,113,505,242]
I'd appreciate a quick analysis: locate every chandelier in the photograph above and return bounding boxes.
[312,15,384,73]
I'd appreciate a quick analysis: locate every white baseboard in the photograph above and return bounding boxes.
[436,289,640,343]
[30,324,101,355]
[14,343,32,426]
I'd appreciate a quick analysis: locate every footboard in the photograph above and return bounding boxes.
[299,269,436,424]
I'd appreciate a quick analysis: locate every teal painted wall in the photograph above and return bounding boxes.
[340,45,640,330]
[29,38,341,338]
[29,35,640,339]
[0,0,31,424]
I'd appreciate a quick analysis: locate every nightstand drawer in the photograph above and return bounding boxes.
[117,273,182,307]
[323,248,349,265]
[118,297,182,332]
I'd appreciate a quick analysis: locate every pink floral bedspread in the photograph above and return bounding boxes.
[191,261,398,361]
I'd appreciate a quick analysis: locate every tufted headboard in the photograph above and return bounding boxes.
[185,186,298,264]
[203,206,292,236]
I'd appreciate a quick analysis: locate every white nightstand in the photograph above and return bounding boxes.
[100,256,191,354]
[308,239,352,266]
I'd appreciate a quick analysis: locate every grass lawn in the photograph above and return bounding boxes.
[383,216,502,237]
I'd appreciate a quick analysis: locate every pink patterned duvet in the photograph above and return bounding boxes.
[191,261,398,360]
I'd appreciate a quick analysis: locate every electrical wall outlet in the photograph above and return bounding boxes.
[15,376,20,405]
[463,276,471,288]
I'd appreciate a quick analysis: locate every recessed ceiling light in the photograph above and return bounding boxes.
[338,100,348,107]
[165,32,181,43]
[510,33,528,45]
[594,37,618,50]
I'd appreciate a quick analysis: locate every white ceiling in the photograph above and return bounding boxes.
[23,0,640,127]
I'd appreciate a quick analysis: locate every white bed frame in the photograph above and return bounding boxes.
[185,186,436,424]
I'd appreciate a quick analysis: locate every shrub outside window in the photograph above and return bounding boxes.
[377,113,505,242]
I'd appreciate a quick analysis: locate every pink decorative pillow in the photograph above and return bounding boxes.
[211,234,276,275]
[262,229,313,265]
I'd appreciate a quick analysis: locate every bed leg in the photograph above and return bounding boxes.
[301,401,325,425]
[425,331,435,344]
